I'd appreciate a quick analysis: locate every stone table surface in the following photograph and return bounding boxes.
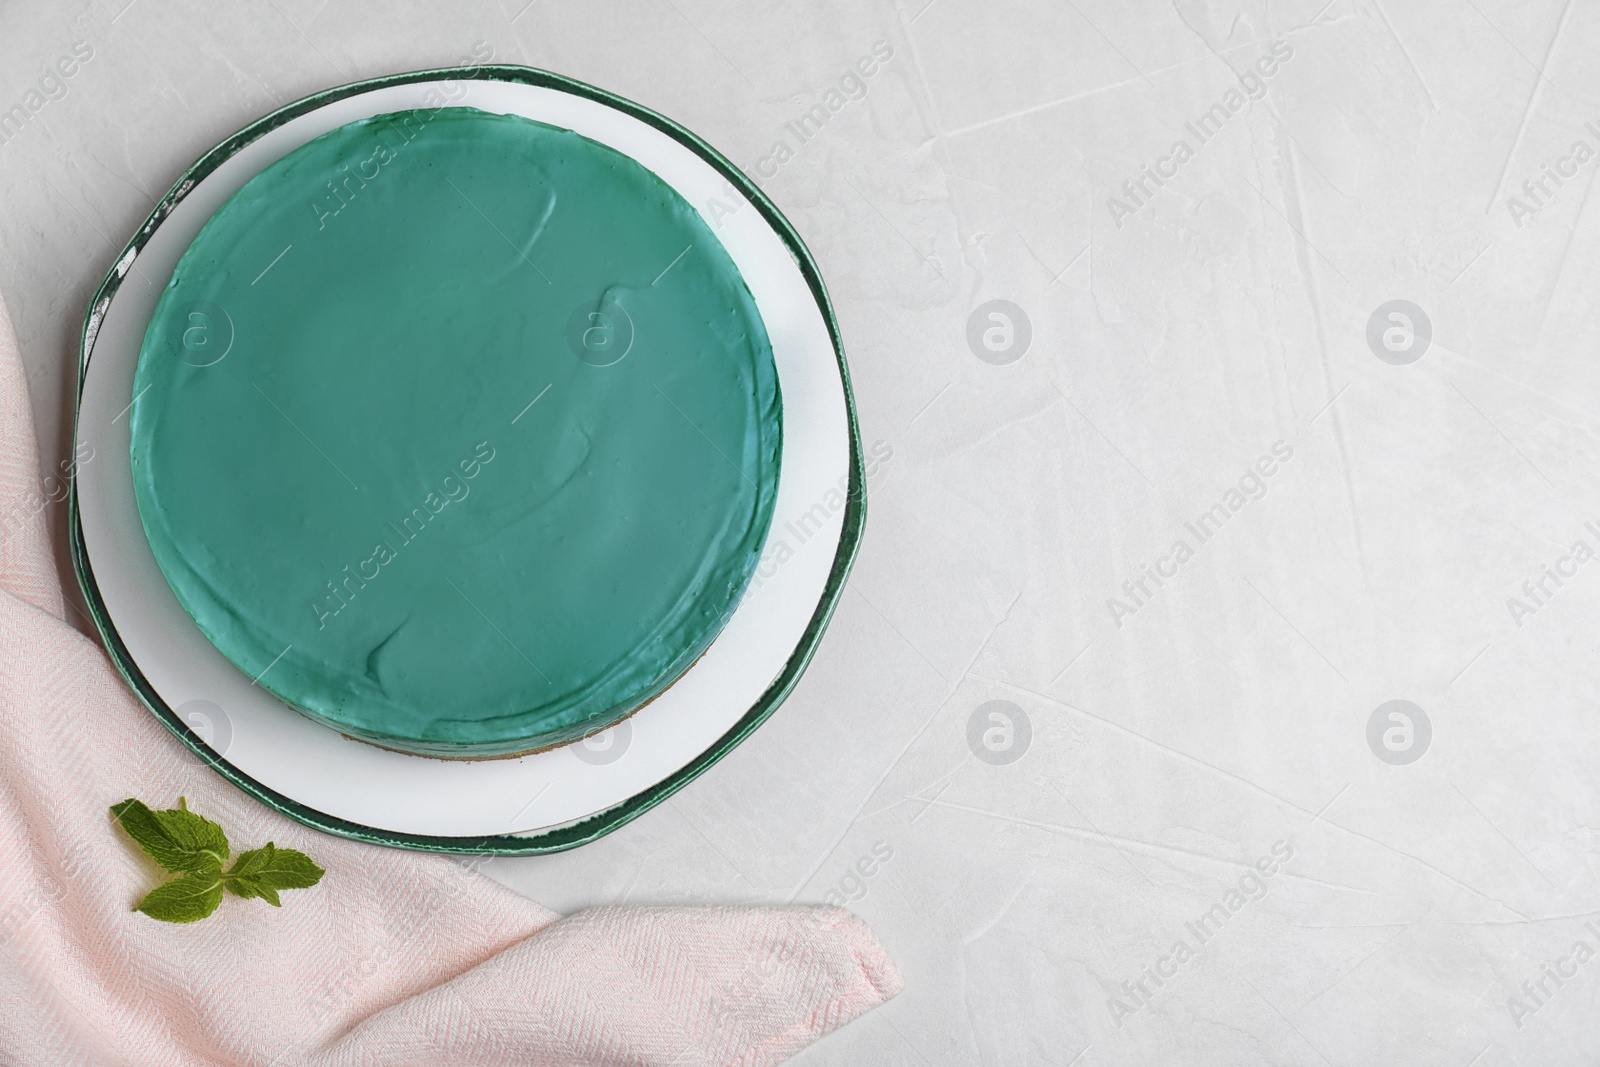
[4,0,1598,1063]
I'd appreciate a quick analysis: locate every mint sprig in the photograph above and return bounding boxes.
[111,798,325,923]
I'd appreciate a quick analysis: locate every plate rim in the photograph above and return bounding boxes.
[66,63,866,855]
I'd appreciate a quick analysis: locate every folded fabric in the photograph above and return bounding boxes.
[0,289,900,1065]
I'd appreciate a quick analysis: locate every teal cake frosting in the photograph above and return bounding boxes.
[129,106,782,757]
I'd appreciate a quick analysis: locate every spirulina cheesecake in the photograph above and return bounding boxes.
[129,106,782,758]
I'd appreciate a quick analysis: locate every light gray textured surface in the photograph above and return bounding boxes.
[6,0,1600,1063]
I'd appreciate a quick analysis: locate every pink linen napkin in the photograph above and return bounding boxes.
[0,291,900,1065]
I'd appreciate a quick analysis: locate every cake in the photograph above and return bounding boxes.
[129,106,782,758]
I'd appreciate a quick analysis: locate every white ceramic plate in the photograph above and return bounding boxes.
[71,68,861,850]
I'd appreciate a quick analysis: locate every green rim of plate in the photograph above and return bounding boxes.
[67,64,866,856]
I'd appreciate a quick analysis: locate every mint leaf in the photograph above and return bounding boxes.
[226,841,275,878]
[110,798,229,873]
[133,870,224,923]
[224,842,279,904]
[224,842,325,907]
